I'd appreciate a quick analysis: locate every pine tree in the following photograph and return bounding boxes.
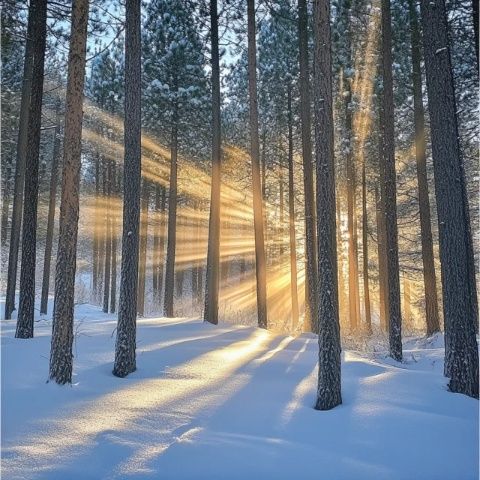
[15,0,48,338]
[49,0,90,383]
[380,0,402,361]
[420,0,479,398]
[313,0,342,410]
[113,0,142,378]
[4,0,35,320]
[204,0,222,326]
[247,0,268,329]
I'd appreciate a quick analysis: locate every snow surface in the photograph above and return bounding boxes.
[1,302,479,480]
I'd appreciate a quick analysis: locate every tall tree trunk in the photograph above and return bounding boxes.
[137,180,149,316]
[102,160,111,313]
[313,0,342,411]
[97,159,105,304]
[49,0,89,383]
[420,0,478,398]
[15,0,48,338]
[110,164,119,314]
[298,0,318,333]
[40,105,62,315]
[4,0,35,320]
[472,0,479,66]
[247,0,268,329]
[113,0,141,378]
[287,85,299,330]
[380,0,402,361]
[336,193,347,327]
[158,186,166,304]
[403,276,411,329]
[408,0,440,336]
[279,150,285,259]
[164,107,178,318]
[362,161,372,333]
[92,152,100,301]
[204,0,222,325]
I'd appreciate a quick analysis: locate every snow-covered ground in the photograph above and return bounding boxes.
[1,303,478,480]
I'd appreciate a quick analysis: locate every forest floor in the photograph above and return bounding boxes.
[1,301,478,480]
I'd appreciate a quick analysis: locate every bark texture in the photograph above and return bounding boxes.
[313,0,342,411]
[49,0,89,383]
[113,0,141,378]
[420,0,478,398]
[16,0,48,339]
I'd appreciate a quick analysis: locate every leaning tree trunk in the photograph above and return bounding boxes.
[15,0,48,339]
[4,0,35,320]
[298,0,318,333]
[287,85,299,330]
[380,0,402,361]
[40,104,62,315]
[113,0,141,378]
[420,0,478,398]
[164,104,179,318]
[408,0,440,336]
[247,0,268,329]
[313,0,342,411]
[49,0,89,384]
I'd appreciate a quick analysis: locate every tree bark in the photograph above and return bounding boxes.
[408,0,440,336]
[110,164,119,314]
[40,104,62,315]
[420,0,478,398]
[313,0,342,411]
[152,184,161,299]
[380,0,402,361]
[49,0,89,383]
[5,0,35,320]
[375,185,388,331]
[1,162,12,247]
[247,0,268,329]
[298,0,318,333]
[113,0,141,378]
[15,0,48,338]
[92,152,100,301]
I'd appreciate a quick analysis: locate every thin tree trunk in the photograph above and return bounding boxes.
[247,0,268,329]
[49,0,89,383]
[102,160,112,313]
[109,164,119,314]
[40,105,62,315]
[164,107,178,318]
[403,276,411,329]
[158,186,166,304]
[298,0,318,333]
[15,0,48,338]
[420,0,478,397]
[1,163,12,247]
[380,0,402,361]
[113,0,141,378]
[4,0,35,320]
[375,185,388,331]
[362,161,372,333]
[287,85,299,330]
[408,0,440,336]
[92,152,100,301]
[313,0,342,410]
[137,180,149,316]
[97,159,105,304]
[279,149,285,258]
[152,184,161,299]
